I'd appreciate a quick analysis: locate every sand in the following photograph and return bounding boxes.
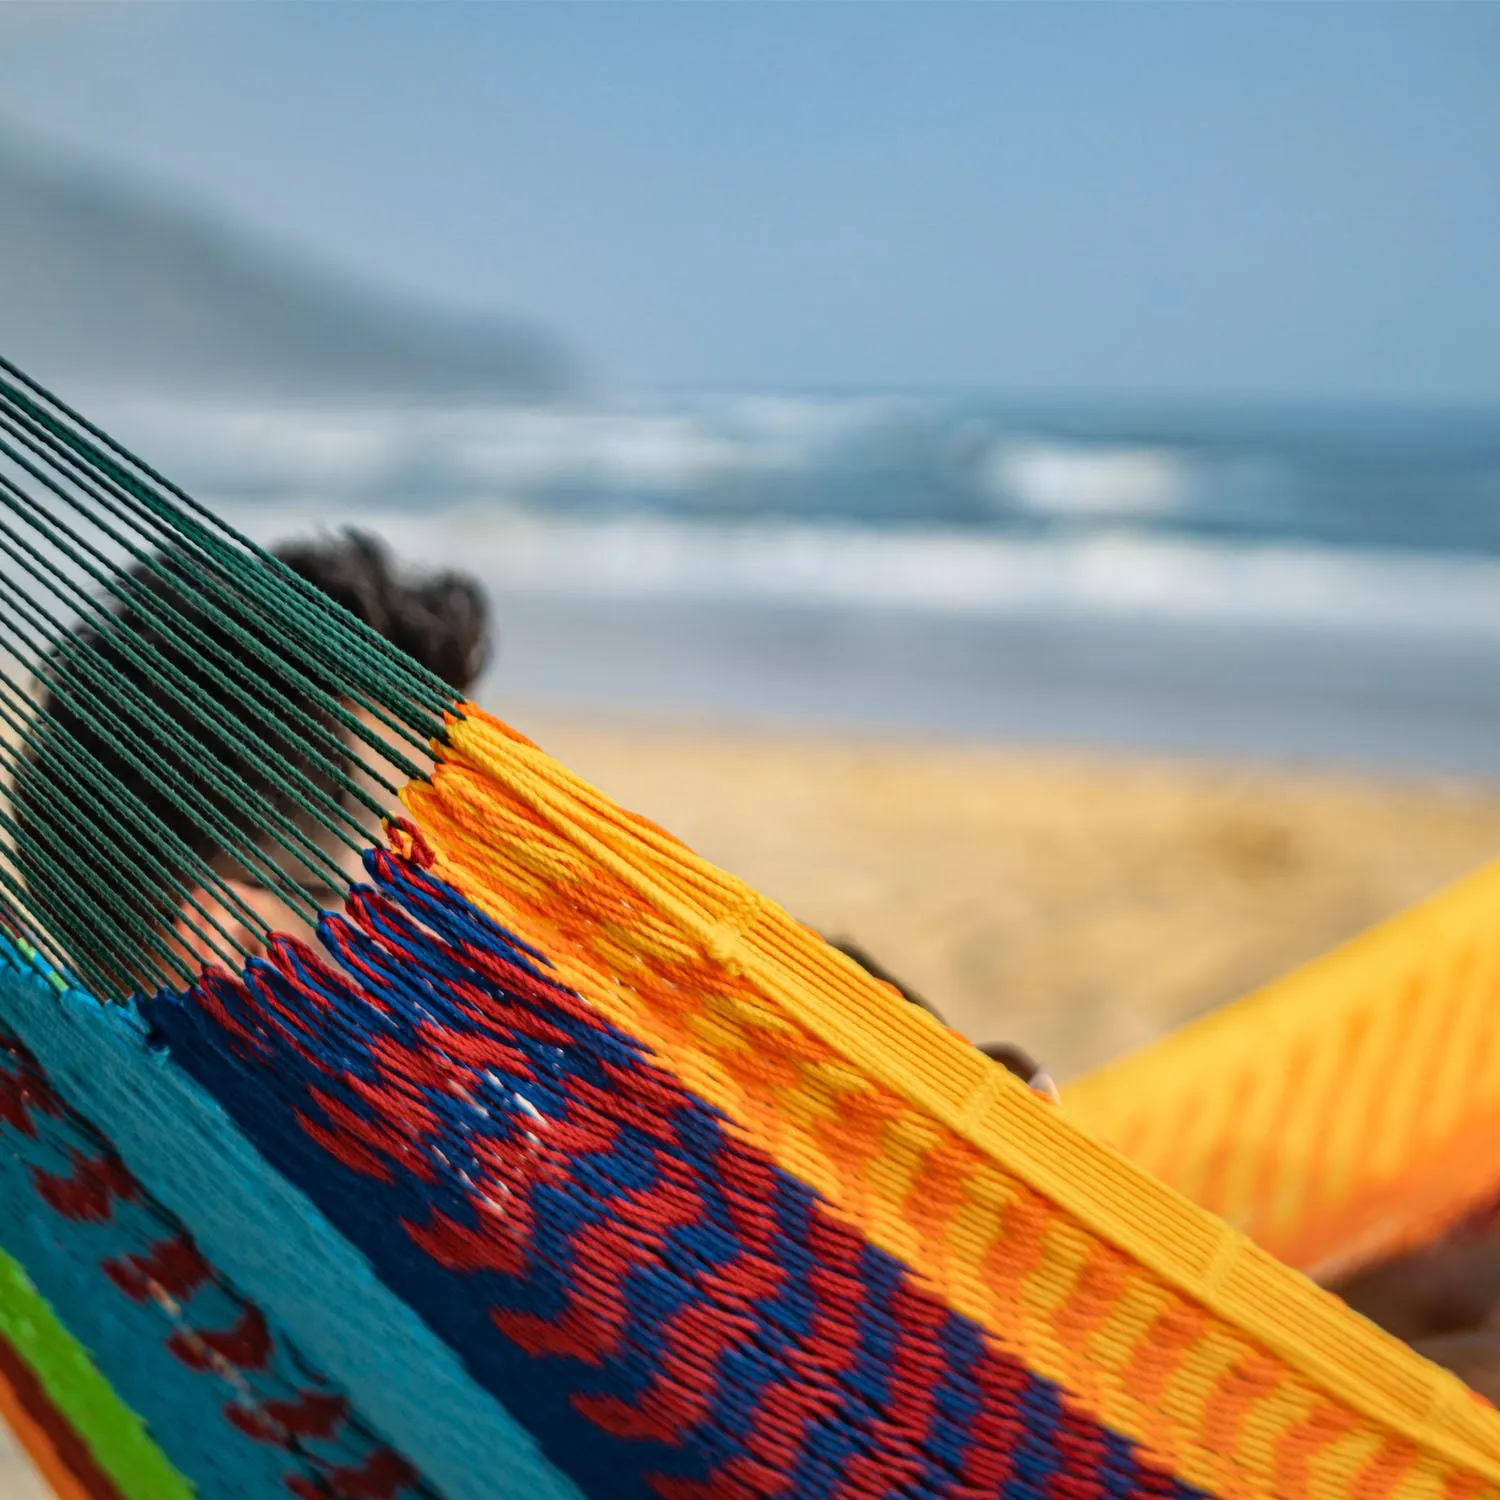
[0,1433,45,1500]
[503,705,1500,1081]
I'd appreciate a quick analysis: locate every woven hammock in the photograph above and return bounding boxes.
[0,353,1498,1500]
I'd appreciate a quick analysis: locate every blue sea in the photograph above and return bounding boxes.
[92,390,1500,774]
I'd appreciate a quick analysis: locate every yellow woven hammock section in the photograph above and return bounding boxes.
[416,712,1500,1500]
[1066,859,1500,1286]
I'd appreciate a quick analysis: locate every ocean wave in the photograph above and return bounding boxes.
[982,440,1188,519]
[89,388,1500,555]
[218,502,1500,639]
[86,392,913,502]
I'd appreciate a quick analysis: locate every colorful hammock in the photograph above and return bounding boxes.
[0,354,1498,1500]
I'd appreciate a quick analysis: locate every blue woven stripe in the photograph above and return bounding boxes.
[140,847,1212,1500]
[850,1245,902,1413]
[929,1311,986,1477]
[151,946,731,1500]
[1103,1428,1159,1499]
[1005,1377,1065,1500]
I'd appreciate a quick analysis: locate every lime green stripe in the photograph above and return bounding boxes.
[0,1247,193,1500]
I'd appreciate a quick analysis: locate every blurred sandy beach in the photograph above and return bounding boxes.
[507,705,1500,1081]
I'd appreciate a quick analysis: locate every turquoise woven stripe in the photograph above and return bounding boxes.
[0,1004,302,1497]
[0,945,582,1500]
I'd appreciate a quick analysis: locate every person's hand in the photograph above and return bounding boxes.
[979,1041,1060,1103]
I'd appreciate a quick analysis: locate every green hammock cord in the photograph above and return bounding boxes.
[0,439,417,802]
[0,359,451,721]
[0,356,472,999]
[0,400,434,770]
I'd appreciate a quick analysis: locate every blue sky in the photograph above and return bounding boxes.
[1,2,1498,403]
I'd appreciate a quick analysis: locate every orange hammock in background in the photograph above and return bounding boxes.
[1066,859,1500,1286]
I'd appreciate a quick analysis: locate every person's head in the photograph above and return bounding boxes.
[9,530,490,990]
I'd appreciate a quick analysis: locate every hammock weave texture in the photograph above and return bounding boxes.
[0,355,1496,1500]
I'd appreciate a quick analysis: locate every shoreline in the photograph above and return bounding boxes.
[466,588,1500,778]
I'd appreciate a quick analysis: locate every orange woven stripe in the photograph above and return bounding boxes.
[1351,1439,1422,1500]
[405,708,1500,1500]
[1122,1299,1209,1427]
[1275,1403,1362,1500]
[1445,1470,1492,1500]
[1050,1239,1132,1416]
[1202,1351,1285,1471]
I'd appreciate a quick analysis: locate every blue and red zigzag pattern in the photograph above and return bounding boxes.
[146,826,1206,1500]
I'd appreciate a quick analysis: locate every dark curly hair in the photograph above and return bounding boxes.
[9,529,490,987]
[274,531,490,695]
